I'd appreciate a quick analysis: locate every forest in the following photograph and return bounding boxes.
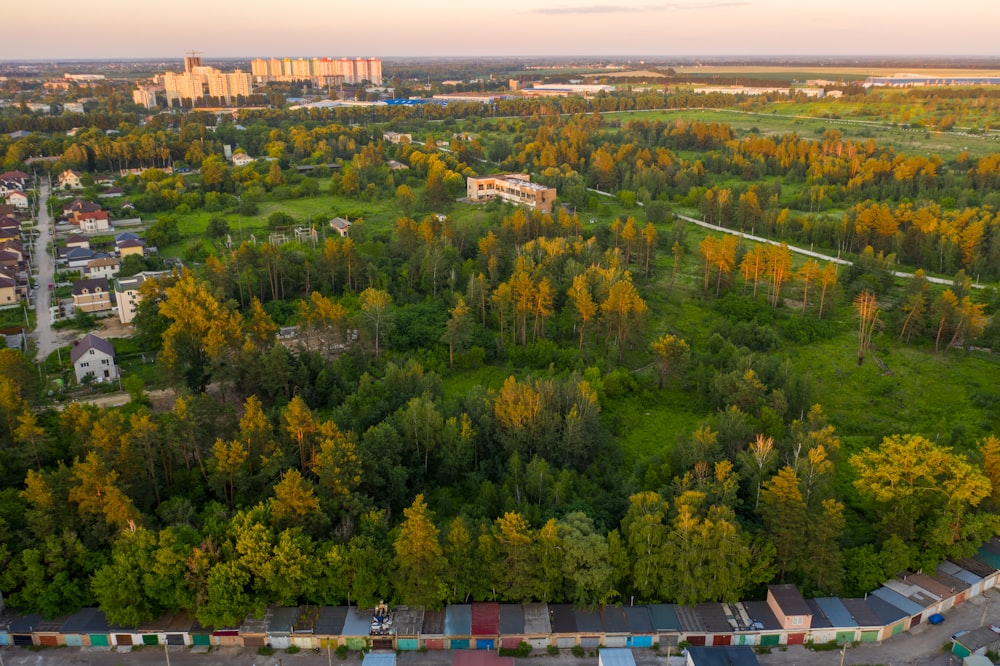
[3,84,1000,630]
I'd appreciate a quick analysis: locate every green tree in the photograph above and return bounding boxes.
[393,495,447,608]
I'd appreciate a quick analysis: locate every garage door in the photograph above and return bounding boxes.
[89,634,109,647]
[143,635,160,646]
[38,635,59,647]
[116,634,134,646]
[166,634,185,646]
[759,634,780,647]
[787,633,805,645]
[243,635,265,647]
[12,634,33,647]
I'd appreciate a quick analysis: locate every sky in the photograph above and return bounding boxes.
[4,0,1000,60]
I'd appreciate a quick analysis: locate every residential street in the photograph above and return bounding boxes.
[31,179,61,362]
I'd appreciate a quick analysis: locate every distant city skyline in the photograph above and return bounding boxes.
[5,0,999,60]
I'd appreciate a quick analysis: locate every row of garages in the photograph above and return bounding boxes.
[4,540,1000,652]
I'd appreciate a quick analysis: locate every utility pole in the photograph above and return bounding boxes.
[163,640,171,666]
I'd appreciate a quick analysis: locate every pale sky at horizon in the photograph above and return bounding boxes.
[5,0,999,60]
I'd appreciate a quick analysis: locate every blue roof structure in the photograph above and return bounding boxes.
[314,607,347,635]
[362,653,397,666]
[444,605,471,636]
[805,600,832,629]
[865,596,908,625]
[574,609,602,633]
[599,648,637,666]
[687,646,760,666]
[813,598,857,628]
[499,605,524,635]
[939,561,983,586]
[601,606,628,633]
[624,606,654,634]
[871,588,925,616]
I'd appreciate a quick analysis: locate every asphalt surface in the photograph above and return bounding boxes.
[32,180,60,362]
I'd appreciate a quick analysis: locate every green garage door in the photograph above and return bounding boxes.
[860,631,879,643]
[835,631,855,644]
[759,634,780,647]
[89,634,109,647]
[142,635,159,646]
[192,634,211,646]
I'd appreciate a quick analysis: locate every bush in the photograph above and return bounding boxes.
[286,645,300,654]
[546,645,559,656]
[498,642,532,658]
[336,645,349,659]
[258,646,274,655]
[571,645,585,657]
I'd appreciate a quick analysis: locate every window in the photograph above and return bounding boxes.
[792,616,803,625]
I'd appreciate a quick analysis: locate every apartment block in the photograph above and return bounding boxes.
[466,174,556,213]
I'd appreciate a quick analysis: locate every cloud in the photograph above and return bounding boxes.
[534,2,749,14]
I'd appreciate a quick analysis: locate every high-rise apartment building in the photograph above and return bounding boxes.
[132,87,157,109]
[207,70,252,104]
[245,56,382,84]
[183,54,202,73]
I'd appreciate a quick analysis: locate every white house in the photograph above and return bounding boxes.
[232,153,255,167]
[70,333,119,384]
[6,191,28,209]
[57,170,83,189]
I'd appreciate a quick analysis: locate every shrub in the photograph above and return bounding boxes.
[258,646,274,656]
[498,642,532,658]
[571,645,585,657]
[286,644,300,654]
[546,645,559,656]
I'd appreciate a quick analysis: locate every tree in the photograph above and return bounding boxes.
[759,466,808,581]
[443,296,472,369]
[851,434,997,569]
[853,290,880,364]
[818,262,838,319]
[649,334,690,389]
[282,396,318,471]
[359,287,392,357]
[270,469,320,528]
[621,491,669,600]
[737,433,777,510]
[601,274,647,364]
[797,259,821,309]
[558,512,613,607]
[393,495,447,608]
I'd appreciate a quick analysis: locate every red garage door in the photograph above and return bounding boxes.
[788,633,806,645]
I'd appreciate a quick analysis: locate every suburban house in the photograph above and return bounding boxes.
[72,277,113,313]
[232,152,255,167]
[57,170,83,189]
[466,174,556,213]
[329,216,352,237]
[0,171,29,188]
[766,584,813,631]
[97,187,124,198]
[115,270,169,325]
[6,191,29,209]
[0,274,17,307]
[63,199,101,218]
[85,257,121,279]
[65,234,91,250]
[70,334,118,384]
[63,246,101,269]
[77,210,111,233]
[117,238,145,259]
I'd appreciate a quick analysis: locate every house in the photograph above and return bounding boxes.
[70,334,118,384]
[232,152,255,167]
[97,187,123,198]
[117,238,145,259]
[63,199,101,218]
[115,270,169,325]
[767,584,813,630]
[72,277,113,313]
[85,257,121,279]
[6,191,29,209]
[64,246,100,269]
[0,171,29,188]
[57,170,83,189]
[65,234,91,250]
[466,174,556,213]
[329,216,351,237]
[686,646,759,666]
[0,274,17,306]
[77,210,111,233]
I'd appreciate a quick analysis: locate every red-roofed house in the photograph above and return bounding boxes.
[57,170,83,189]
[77,210,110,232]
[6,191,29,209]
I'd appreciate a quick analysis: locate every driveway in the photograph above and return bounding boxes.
[32,179,62,362]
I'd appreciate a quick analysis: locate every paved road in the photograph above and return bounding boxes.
[32,180,61,362]
[585,186,987,290]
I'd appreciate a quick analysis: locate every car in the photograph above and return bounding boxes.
[47,283,54,290]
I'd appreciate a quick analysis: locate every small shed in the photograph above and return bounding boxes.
[522,603,550,649]
[624,606,655,648]
[239,608,271,648]
[963,655,994,666]
[268,607,299,649]
[342,607,373,650]
[549,605,577,647]
[9,614,43,647]
[60,607,112,647]
[648,604,681,650]
[574,608,603,648]
[471,602,500,650]
[445,604,472,649]
[871,586,925,622]
[291,606,319,649]
[839,599,883,643]
[498,604,525,649]
[952,626,1000,658]
[164,611,194,646]
[686,645,760,666]
[600,606,629,647]
[598,647,636,666]
[740,600,782,647]
[315,606,348,649]
[766,585,812,631]
[189,618,212,647]
[811,598,857,645]
[394,606,425,651]
[363,653,396,666]
[956,555,999,591]
[864,596,908,640]
[421,609,447,650]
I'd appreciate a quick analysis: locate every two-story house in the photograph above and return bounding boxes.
[72,277,113,313]
[71,333,118,384]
